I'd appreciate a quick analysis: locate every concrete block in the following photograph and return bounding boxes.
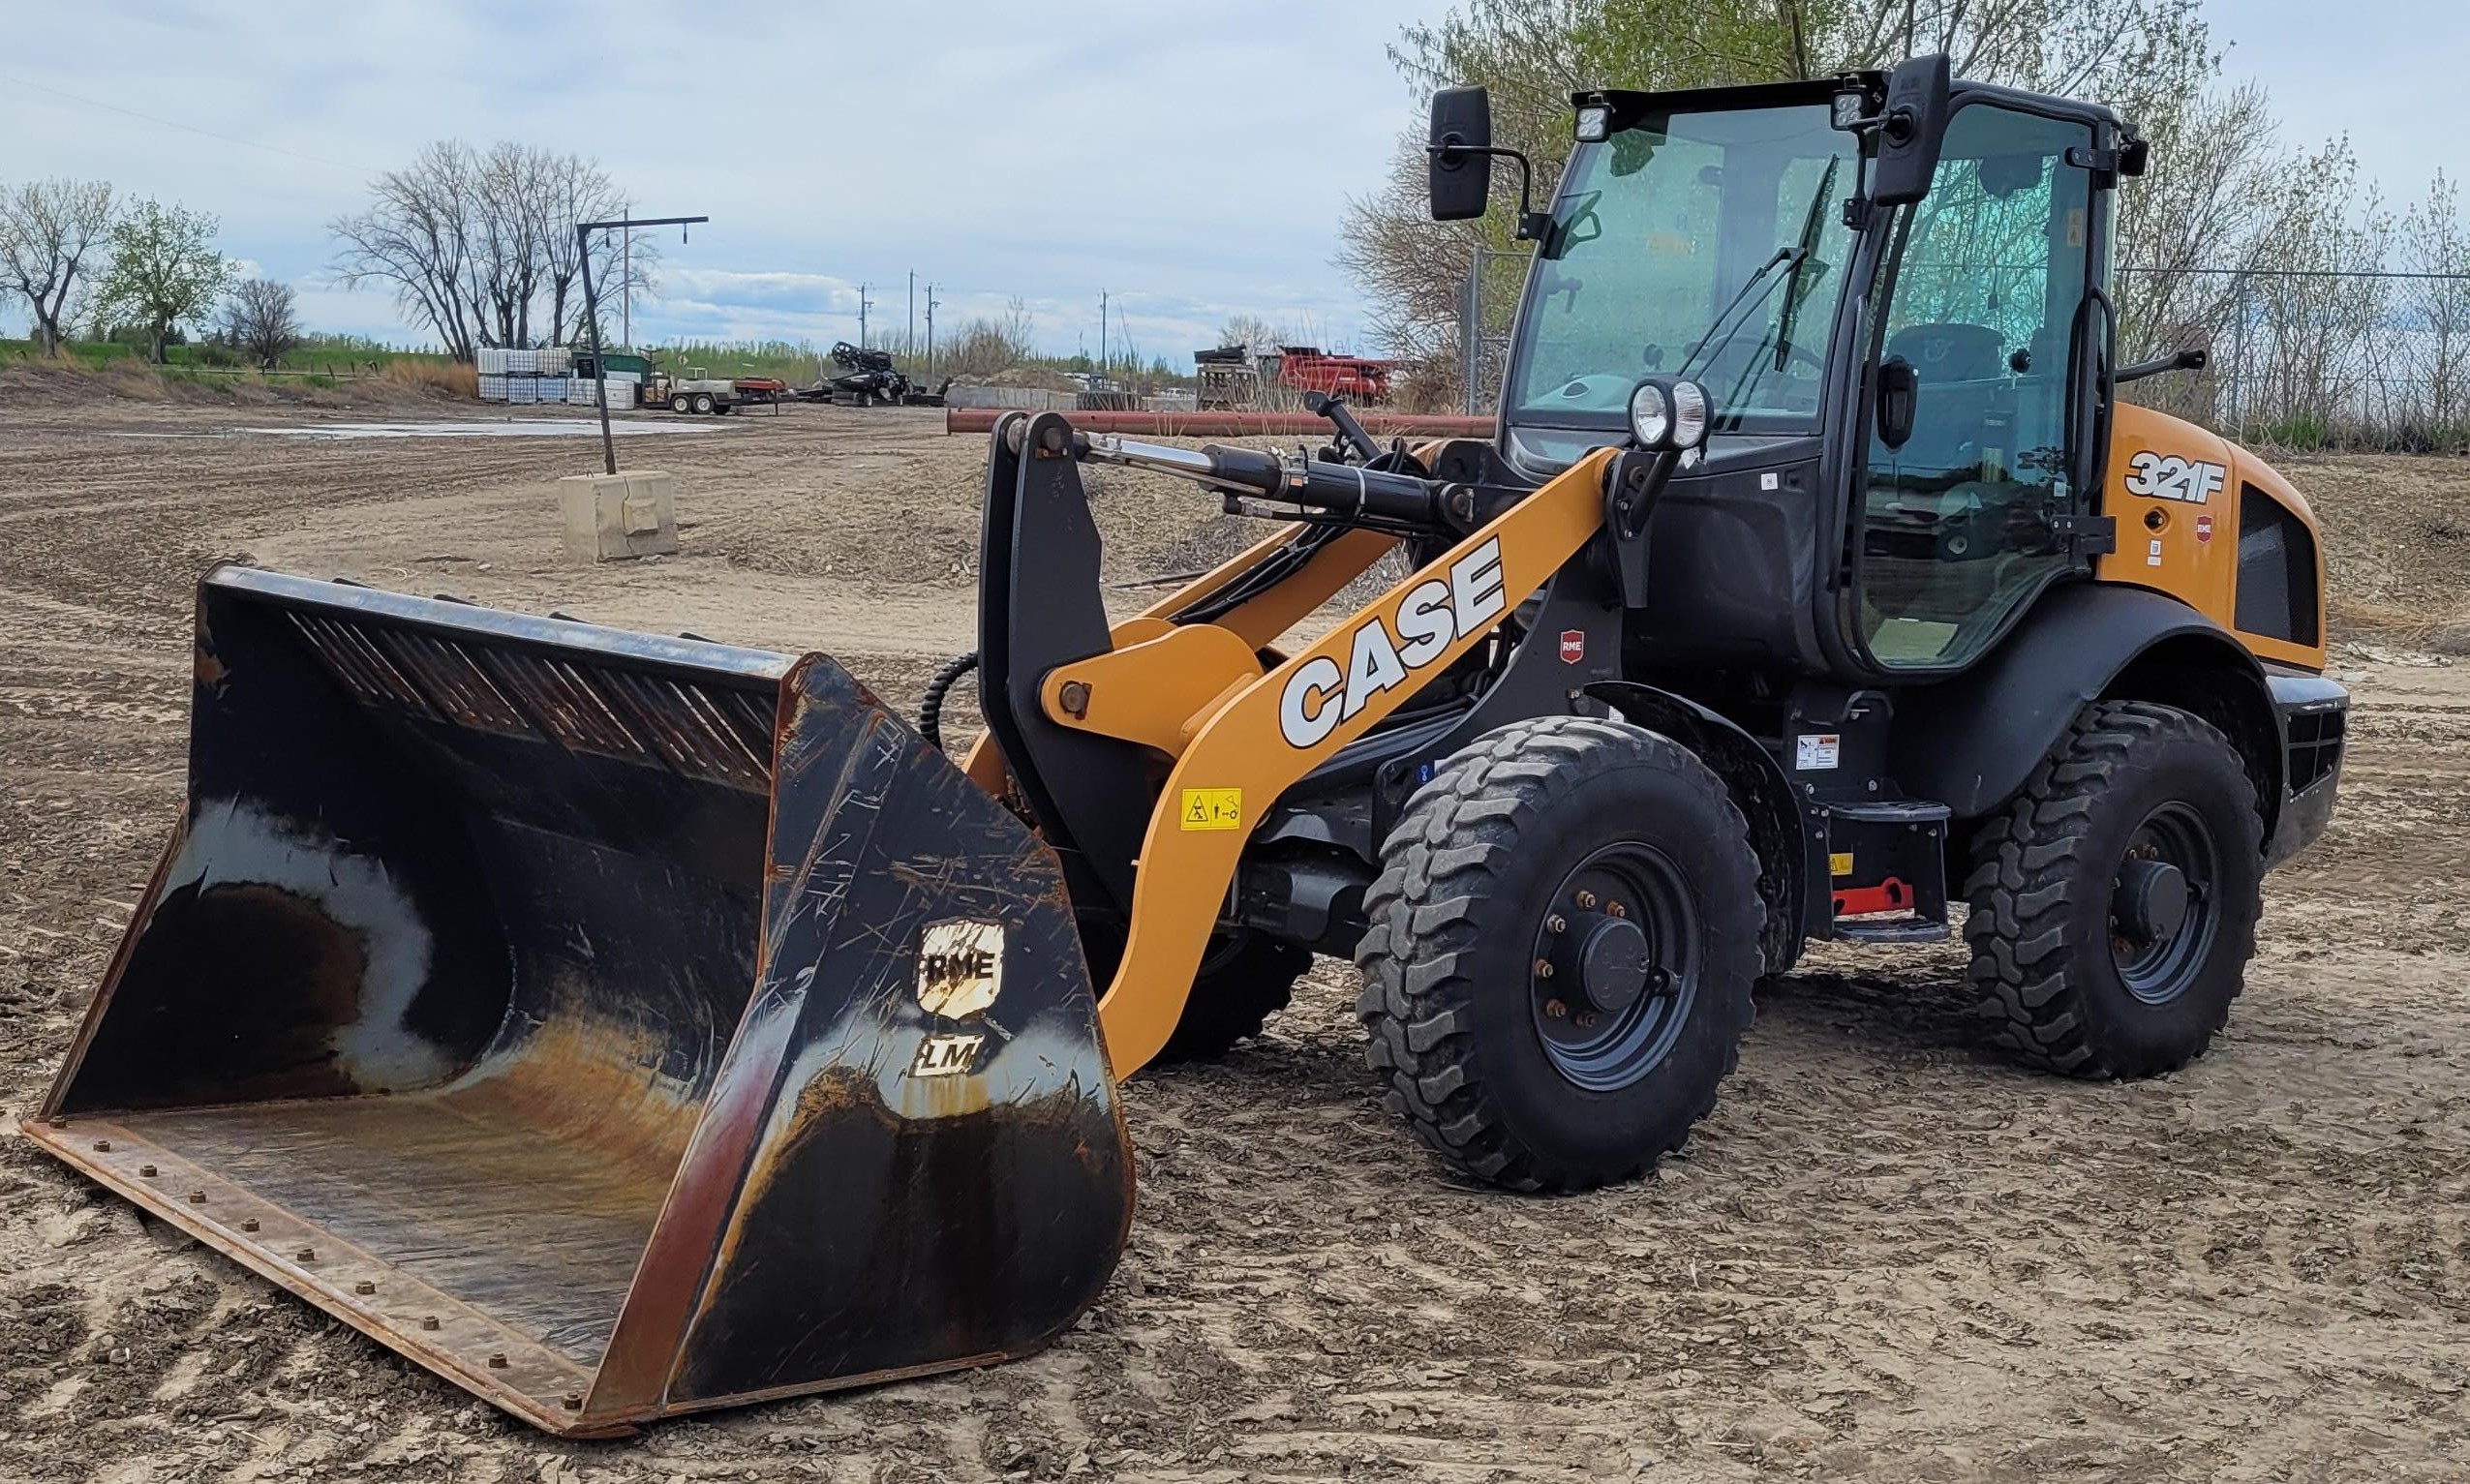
[558,470,681,561]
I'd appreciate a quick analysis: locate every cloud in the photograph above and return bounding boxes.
[6,1,1431,359]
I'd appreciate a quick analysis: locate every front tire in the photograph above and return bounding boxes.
[1356,716,1762,1193]
[1964,700,2263,1078]
[1153,932,1311,1063]
[670,393,689,413]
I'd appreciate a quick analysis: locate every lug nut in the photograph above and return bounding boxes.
[1534,958,1554,979]
[1575,891,1598,909]
[1545,914,1568,934]
[1545,999,1569,1018]
[1607,901,1627,919]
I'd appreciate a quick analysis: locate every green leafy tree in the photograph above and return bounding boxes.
[94,198,235,363]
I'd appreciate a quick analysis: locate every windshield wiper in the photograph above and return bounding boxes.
[1772,156,1843,373]
[1680,246,1805,379]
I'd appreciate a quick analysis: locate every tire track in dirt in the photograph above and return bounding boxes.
[1,399,2466,1481]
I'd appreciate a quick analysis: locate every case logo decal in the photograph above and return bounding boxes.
[2123,452,2226,505]
[1279,537,1508,748]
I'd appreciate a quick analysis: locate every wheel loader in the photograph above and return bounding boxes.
[25,55,2346,1434]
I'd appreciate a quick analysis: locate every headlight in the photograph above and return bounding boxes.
[1669,379,1709,448]
[1628,380,1671,447]
[1575,105,1611,142]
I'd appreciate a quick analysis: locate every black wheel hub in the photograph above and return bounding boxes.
[1562,912,1652,1013]
[1530,843,1695,1091]
[2110,803,2221,1006]
[2112,858,2190,944]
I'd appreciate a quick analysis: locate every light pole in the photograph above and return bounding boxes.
[578,212,707,476]
[925,283,942,378]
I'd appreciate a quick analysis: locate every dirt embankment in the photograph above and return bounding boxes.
[0,402,2465,1481]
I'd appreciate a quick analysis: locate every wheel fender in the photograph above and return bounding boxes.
[1585,681,1805,977]
[1890,583,2274,823]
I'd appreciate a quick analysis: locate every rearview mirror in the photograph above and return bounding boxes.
[1428,87,1494,222]
[1870,53,1950,206]
[1876,356,1918,449]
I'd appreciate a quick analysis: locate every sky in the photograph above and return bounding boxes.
[1,1,2459,360]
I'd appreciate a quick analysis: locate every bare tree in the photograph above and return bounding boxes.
[332,141,649,362]
[333,141,483,361]
[2399,171,2470,434]
[220,278,302,369]
[0,178,116,356]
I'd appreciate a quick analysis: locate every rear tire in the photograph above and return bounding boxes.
[692,393,716,415]
[1152,932,1311,1063]
[1964,700,2263,1078]
[1356,716,1762,1193]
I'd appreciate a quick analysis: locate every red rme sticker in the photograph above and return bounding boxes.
[1559,629,1585,664]
[2195,513,2214,544]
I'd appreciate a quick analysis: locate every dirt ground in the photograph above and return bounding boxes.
[1,384,2465,1483]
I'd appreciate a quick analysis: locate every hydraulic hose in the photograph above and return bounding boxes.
[918,651,979,751]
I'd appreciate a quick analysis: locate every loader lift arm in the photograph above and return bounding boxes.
[967,409,1623,1075]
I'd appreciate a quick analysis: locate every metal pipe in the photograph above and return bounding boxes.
[945,409,1497,439]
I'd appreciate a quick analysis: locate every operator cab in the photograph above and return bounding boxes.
[1435,66,2127,684]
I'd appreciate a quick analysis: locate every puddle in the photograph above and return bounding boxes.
[114,419,722,441]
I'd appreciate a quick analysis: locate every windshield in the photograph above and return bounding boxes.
[1509,102,1859,433]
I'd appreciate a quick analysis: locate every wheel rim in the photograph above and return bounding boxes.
[2111,801,2221,1005]
[1528,841,1698,1091]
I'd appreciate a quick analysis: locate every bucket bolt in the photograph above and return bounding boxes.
[354,1281,377,1295]
[187,1190,206,1203]
[138,1165,157,1178]
[563,1393,584,1410]
[91,1140,111,1153]
[488,1353,509,1370]
[240,1219,260,1233]
[1057,680,1092,719]
[295,1248,316,1262]
[420,1316,441,1332]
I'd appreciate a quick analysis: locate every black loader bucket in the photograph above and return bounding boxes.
[22,566,1131,1435]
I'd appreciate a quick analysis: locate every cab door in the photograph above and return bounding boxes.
[1854,104,2104,671]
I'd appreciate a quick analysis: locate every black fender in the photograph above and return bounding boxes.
[1586,681,1807,977]
[1890,582,2279,838]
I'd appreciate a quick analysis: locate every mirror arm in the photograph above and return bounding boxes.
[1427,141,1554,240]
[2115,347,2209,384]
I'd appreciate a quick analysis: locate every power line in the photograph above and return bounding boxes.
[0,72,375,175]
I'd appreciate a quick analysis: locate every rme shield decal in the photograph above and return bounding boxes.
[1278,537,1507,749]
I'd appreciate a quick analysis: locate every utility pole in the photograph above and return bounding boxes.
[906,270,916,363]
[621,203,631,348]
[1099,288,1109,375]
[925,283,942,378]
[858,282,872,348]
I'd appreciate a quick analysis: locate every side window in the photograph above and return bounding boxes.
[1860,106,2095,669]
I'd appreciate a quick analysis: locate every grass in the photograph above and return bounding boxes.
[0,334,458,379]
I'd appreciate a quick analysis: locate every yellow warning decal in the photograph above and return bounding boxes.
[1829,852,1854,878]
[1179,788,1243,832]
